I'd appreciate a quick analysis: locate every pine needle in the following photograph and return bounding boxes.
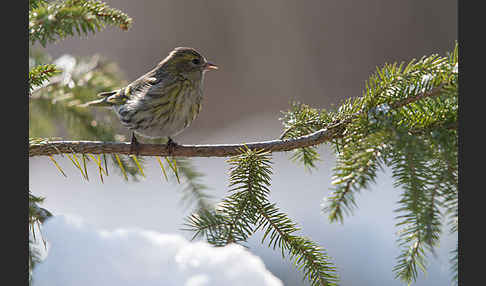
[103,154,109,176]
[88,154,106,183]
[88,154,107,176]
[48,155,67,177]
[130,155,145,177]
[156,156,169,181]
[165,157,180,184]
[114,154,128,181]
[82,154,89,181]
[68,153,88,180]
[67,154,84,178]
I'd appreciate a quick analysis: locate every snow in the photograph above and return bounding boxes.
[32,215,283,286]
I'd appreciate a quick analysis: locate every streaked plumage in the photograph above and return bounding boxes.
[84,47,218,140]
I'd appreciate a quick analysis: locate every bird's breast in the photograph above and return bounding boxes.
[115,79,203,139]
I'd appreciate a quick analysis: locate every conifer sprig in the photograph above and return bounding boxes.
[318,44,457,284]
[450,242,458,284]
[280,103,335,169]
[29,64,60,93]
[29,192,53,233]
[323,130,389,223]
[29,0,133,47]
[30,0,49,10]
[280,44,457,284]
[185,147,339,286]
[254,201,338,286]
[390,134,443,283]
[29,191,53,282]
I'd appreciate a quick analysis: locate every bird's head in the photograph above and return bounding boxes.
[161,47,218,78]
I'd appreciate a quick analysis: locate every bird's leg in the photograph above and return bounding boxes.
[130,132,140,155]
[166,137,178,156]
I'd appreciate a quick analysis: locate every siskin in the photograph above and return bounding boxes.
[83,47,218,151]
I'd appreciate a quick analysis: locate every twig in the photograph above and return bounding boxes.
[279,85,446,140]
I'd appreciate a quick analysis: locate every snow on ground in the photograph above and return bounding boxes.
[32,215,283,286]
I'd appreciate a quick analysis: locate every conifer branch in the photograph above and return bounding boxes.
[30,0,48,10]
[29,191,52,281]
[29,0,133,46]
[28,126,344,158]
[29,84,446,158]
[224,196,253,245]
[185,148,338,286]
[318,47,458,285]
[184,209,230,242]
[254,201,338,285]
[391,135,443,284]
[323,131,387,222]
[29,192,53,225]
[29,64,61,93]
[450,242,458,284]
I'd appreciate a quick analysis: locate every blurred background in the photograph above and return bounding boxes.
[29,0,457,285]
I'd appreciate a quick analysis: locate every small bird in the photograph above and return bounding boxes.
[82,47,218,153]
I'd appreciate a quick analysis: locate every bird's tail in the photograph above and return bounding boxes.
[79,91,118,107]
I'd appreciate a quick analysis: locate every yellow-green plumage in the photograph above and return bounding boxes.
[83,47,218,140]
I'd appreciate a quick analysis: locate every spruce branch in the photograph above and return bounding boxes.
[29,64,61,93]
[390,133,443,284]
[450,242,458,285]
[184,209,232,244]
[30,0,48,10]
[29,0,133,47]
[318,45,458,285]
[393,169,428,284]
[29,192,53,226]
[185,148,338,286]
[29,190,53,249]
[29,191,53,282]
[29,82,448,158]
[280,45,457,147]
[255,201,338,286]
[184,154,262,246]
[323,131,389,223]
[279,103,330,169]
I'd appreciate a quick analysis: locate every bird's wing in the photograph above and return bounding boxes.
[127,71,181,100]
[91,70,180,107]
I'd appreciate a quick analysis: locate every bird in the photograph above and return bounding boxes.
[82,47,218,153]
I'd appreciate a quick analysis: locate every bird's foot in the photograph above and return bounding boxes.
[130,133,140,155]
[166,137,178,156]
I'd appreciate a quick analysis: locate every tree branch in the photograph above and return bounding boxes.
[29,85,446,158]
[29,123,347,157]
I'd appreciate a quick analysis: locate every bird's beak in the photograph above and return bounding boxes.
[204,62,219,71]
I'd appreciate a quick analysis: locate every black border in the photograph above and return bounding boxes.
[8,0,29,284]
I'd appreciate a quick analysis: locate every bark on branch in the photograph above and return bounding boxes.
[29,85,446,158]
[29,122,347,157]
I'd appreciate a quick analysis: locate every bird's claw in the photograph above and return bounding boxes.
[166,137,178,156]
[130,133,140,155]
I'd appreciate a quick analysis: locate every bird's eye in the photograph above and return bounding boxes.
[192,58,201,65]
